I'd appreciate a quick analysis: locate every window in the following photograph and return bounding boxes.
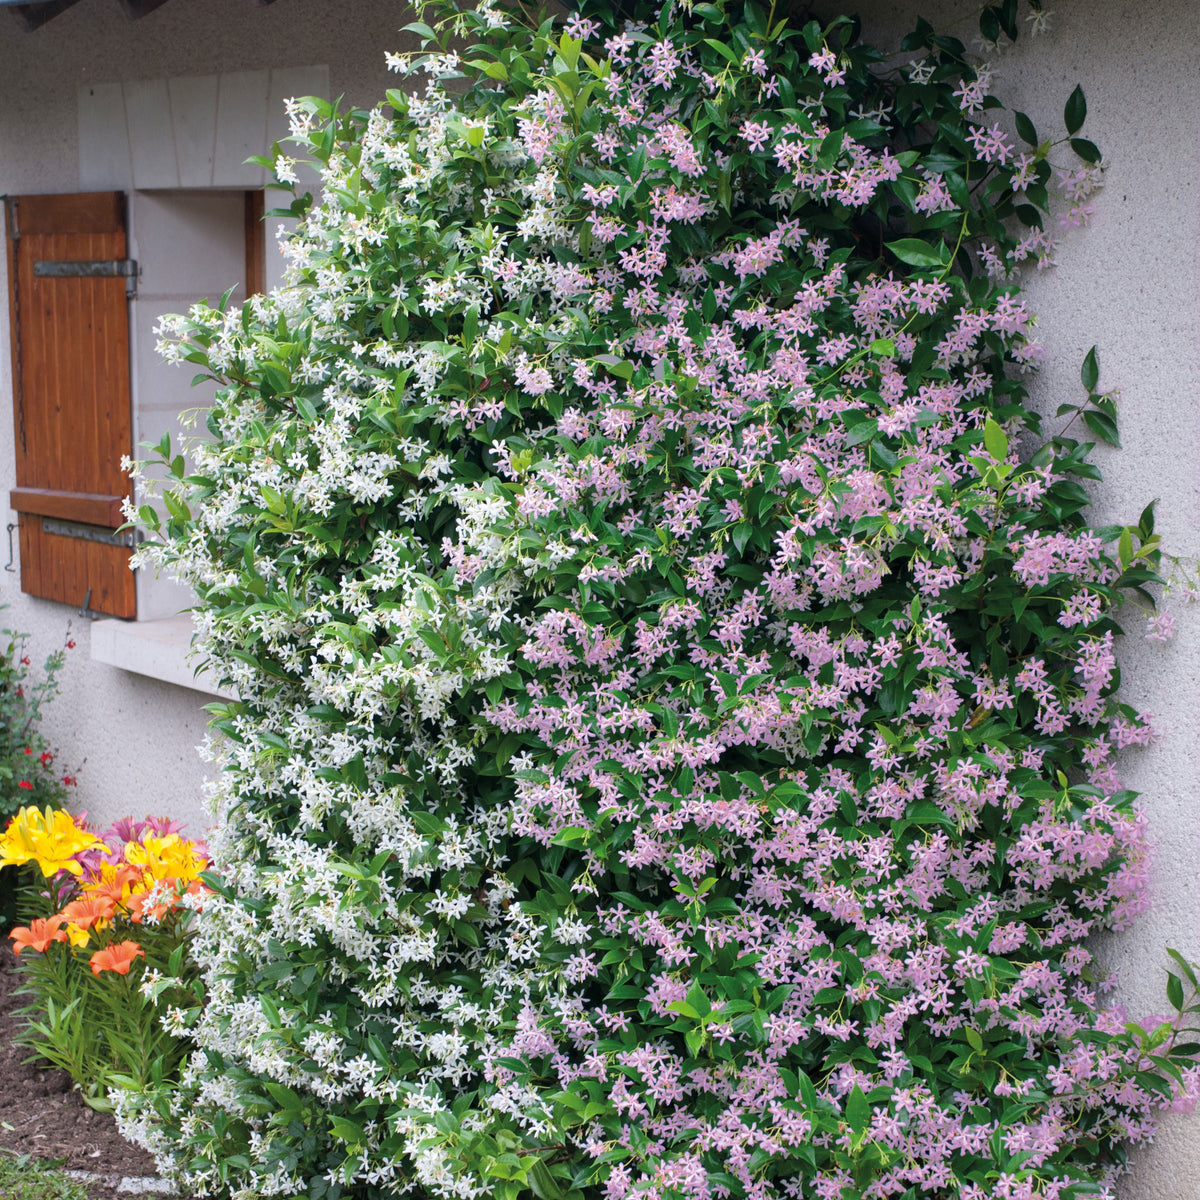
[5,189,261,694]
[6,63,326,687]
[4,190,137,617]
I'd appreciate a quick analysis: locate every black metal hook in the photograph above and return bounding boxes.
[4,522,14,573]
[79,586,101,620]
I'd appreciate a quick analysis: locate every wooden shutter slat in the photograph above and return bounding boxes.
[245,190,265,297]
[16,192,124,237]
[9,488,126,526]
[16,516,42,601]
[6,192,136,619]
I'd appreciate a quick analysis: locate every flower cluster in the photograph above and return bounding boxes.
[0,804,101,876]
[120,1,1197,1199]
[5,808,209,974]
[2,808,210,1108]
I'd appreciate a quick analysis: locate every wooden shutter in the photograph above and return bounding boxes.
[5,191,136,618]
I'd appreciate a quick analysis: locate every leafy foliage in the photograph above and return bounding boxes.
[120,2,1198,1198]
[0,1152,92,1200]
[0,625,75,821]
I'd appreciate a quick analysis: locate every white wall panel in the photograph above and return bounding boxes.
[77,81,132,191]
[213,69,269,187]
[168,74,220,188]
[124,77,179,189]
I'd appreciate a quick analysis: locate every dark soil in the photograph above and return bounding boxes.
[0,941,169,1199]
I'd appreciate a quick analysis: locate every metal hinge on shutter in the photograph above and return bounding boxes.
[42,516,141,548]
[33,257,139,298]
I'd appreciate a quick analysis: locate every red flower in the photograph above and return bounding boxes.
[66,639,76,650]
[20,656,30,666]
[62,774,77,787]
[39,751,53,766]
[17,780,32,790]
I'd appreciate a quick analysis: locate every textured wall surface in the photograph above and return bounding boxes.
[1,0,1198,1191]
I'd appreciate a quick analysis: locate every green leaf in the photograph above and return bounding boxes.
[1080,345,1099,391]
[1164,950,1197,996]
[557,32,582,71]
[1064,84,1087,135]
[467,58,509,81]
[330,1116,366,1144]
[452,920,480,947]
[526,1159,565,1200]
[1070,137,1101,163]
[983,417,1008,462]
[1118,527,1133,569]
[1139,500,1158,540]
[845,1085,869,1135]
[886,237,950,269]
[400,20,438,42]
[1082,410,1120,447]
[703,38,740,64]
[1167,972,1185,1012]
[593,354,634,380]
[686,980,712,1018]
[463,305,479,349]
[1014,110,1038,145]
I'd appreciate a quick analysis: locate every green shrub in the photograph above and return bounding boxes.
[0,622,77,932]
[121,2,1198,1198]
[0,625,75,818]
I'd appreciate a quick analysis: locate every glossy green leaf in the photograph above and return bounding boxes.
[983,417,1009,462]
[885,237,950,268]
[1064,84,1087,134]
[1081,345,1100,391]
[1167,972,1185,1012]
[845,1085,869,1135]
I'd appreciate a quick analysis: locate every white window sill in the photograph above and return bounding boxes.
[90,615,231,698]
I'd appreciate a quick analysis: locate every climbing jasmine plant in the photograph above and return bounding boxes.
[120,1,1199,1198]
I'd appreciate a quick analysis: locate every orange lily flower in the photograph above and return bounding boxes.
[85,862,145,906]
[125,891,154,923]
[59,895,116,930]
[10,917,68,954]
[89,940,145,975]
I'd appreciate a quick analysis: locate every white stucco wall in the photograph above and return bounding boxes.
[0,0,424,835]
[0,0,1197,1192]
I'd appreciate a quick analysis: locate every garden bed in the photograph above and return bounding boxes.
[0,942,167,1199]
